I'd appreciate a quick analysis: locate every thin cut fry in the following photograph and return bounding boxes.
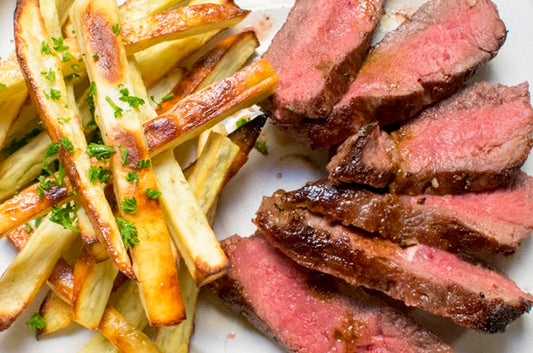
[0,216,77,331]
[15,0,135,278]
[122,4,250,54]
[72,0,184,325]
[37,291,73,338]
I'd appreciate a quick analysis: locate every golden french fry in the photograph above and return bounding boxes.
[37,291,73,338]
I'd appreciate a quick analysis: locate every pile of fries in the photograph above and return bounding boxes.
[0,0,276,351]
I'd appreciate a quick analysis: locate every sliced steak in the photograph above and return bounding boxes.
[263,0,384,124]
[276,174,533,255]
[328,82,533,194]
[208,235,453,353]
[255,200,533,333]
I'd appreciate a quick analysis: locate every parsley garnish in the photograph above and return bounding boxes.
[50,88,61,100]
[254,140,268,155]
[105,96,123,117]
[121,197,137,213]
[146,188,161,200]
[136,159,151,169]
[236,117,250,128]
[119,145,129,165]
[58,117,71,125]
[126,172,138,184]
[45,143,60,158]
[37,175,53,197]
[117,217,139,247]
[60,137,74,152]
[41,41,52,55]
[92,54,99,61]
[52,36,69,52]
[160,93,174,102]
[26,312,46,331]
[71,64,79,71]
[86,143,115,161]
[0,83,6,91]
[50,203,79,232]
[112,23,121,35]
[88,166,110,184]
[286,105,295,112]
[119,88,145,109]
[25,224,32,233]
[61,52,74,63]
[35,217,42,228]
[42,69,56,83]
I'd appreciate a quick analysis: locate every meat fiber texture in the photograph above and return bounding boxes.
[208,235,454,353]
[328,82,533,194]
[263,0,384,124]
[301,0,507,148]
[255,199,533,333]
[274,174,533,255]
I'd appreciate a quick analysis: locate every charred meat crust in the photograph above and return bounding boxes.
[254,202,533,333]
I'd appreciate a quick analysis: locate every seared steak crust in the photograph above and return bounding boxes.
[328,82,533,194]
[208,235,454,353]
[255,200,533,333]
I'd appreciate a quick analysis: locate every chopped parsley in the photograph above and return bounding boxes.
[121,197,137,213]
[88,166,110,184]
[86,82,97,119]
[71,64,79,72]
[112,23,121,35]
[35,217,42,228]
[126,172,138,184]
[45,143,60,158]
[92,53,99,61]
[51,36,69,52]
[61,51,74,63]
[86,143,115,161]
[58,117,71,125]
[119,145,129,165]
[25,223,32,233]
[60,137,74,152]
[117,217,139,247]
[0,83,6,91]
[254,140,268,155]
[105,96,123,118]
[236,117,250,128]
[36,175,53,197]
[146,188,161,200]
[50,203,79,232]
[160,93,174,102]
[41,69,56,83]
[50,88,61,100]
[136,159,151,169]
[26,312,46,332]
[286,105,295,112]
[41,41,52,55]
[119,88,145,109]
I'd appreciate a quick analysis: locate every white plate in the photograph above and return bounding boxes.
[1,0,532,352]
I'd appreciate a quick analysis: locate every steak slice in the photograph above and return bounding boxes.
[328,82,533,194]
[208,235,453,353]
[276,174,533,255]
[255,200,533,333]
[263,0,384,124]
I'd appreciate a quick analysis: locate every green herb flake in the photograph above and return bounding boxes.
[119,145,129,165]
[112,23,121,35]
[60,137,74,152]
[35,217,42,228]
[61,51,74,63]
[52,36,69,52]
[286,105,295,112]
[50,203,79,232]
[136,159,151,169]
[41,41,52,55]
[89,166,110,184]
[26,312,46,332]
[236,117,250,128]
[71,64,79,71]
[254,140,268,155]
[45,143,61,158]
[146,188,161,200]
[126,172,138,184]
[92,53,99,61]
[58,117,71,125]
[160,93,174,102]
[86,143,115,161]
[50,88,61,100]
[25,224,32,233]
[0,83,6,91]
[119,88,145,109]
[41,69,56,83]
[105,96,123,118]
[37,175,53,197]
[121,197,137,213]
[117,217,139,247]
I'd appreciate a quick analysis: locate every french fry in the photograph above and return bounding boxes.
[72,0,185,325]
[0,59,276,237]
[2,99,42,156]
[15,0,135,279]
[159,31,259,113]
[72,249,118,329]
[0,216,77,331]
[122,4,250,54]
[37,291,73,338]
[0,90,27,151]
[119,0,186,23]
